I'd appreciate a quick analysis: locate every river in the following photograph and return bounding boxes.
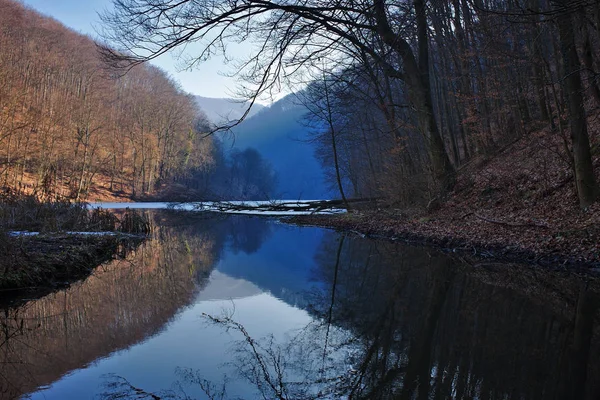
[1,210,599,399]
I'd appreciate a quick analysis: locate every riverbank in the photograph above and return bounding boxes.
[287,129,600,269]
[0,233,142,303]
[286,210,599,269]
[0,193,150,301]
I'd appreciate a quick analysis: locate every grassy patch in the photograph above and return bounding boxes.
[0,191,118,232]
[0,192,148,299]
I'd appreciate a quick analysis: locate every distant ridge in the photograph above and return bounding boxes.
[194,92,329,199]
[228,93,331,199]
[194,96,266,126]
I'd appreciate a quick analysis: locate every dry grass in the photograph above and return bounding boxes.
[0,191,149,295]
[0,190,151,234]
[0,190,117,232]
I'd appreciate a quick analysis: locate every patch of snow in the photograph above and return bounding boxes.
[8,231,123,237]
[207,209,345,216]
[7,231,40,237]
[64,231,119,236]
[88,200,347,216]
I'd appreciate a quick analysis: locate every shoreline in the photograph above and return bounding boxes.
[2,205,597,307]
[0,234,122,304]
[0,195,151,305]
[284,212,600,270]
[0,233,143,306]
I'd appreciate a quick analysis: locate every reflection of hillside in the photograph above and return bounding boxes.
[216,223,323,308]
[0,216,221,399]
[307,234,600,399]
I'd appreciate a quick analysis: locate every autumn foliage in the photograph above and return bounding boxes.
[0,0,213,201]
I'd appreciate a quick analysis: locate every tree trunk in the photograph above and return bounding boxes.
[374,0,456,192]
[556,5,599,207]
[578,13,600,107]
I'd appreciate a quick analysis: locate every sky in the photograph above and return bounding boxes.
[19,0,257,101]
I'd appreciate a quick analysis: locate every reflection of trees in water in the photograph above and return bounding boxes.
[308,233,600,399]
[0,212,247,399]
[9,216,596,399]
[99,310,358,400]
[196,312,356,400]
[224,215,273,255]
[156,212,273,257]
[150,232,600,400]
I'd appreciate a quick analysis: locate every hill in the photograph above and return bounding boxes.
[224,94,331,199]
[291,119,600,267]
[194,96,266,126]
[0,0,211,201]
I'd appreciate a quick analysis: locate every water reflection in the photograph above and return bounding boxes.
[171,233,600,400]
[0,213,273,399]
[303,234,600,399]
[1,214,598,399]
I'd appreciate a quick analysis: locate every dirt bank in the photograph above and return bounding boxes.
[287,128,600,269]
[286,211,598,269]
[0,233,144,304]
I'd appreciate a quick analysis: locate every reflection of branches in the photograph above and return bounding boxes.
[0,308,29,397]
[98,374,167,399]
[175,368,228,400]
[198,309,358,400]
[321,234,345,370]
[202,313,288,400]
[99,371,231,400]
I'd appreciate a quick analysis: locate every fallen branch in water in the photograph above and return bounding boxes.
[193,199,370,215]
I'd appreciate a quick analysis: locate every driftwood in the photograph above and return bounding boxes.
[194,198,375,214]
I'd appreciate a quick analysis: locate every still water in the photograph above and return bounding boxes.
[1,212,599,399]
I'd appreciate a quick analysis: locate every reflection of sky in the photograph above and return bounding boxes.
[26,220,335,399]
[28,293,314,399]
[20,0,257,100]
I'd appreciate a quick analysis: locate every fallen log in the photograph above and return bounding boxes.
[193,199,365,214]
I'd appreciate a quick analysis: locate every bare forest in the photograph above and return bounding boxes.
[101,0,600,210]
[0,0,214,201]
[1,1,600,397]
[0,0,598,261]
[294,0,600,210]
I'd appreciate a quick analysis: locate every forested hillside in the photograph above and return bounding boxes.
[4,0,600,212]
[297,1,600,209]
[101,0,600,211]
[0,0,213,201]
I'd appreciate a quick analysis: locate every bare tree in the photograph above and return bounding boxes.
[554,0,599,207]
[0,0,213,200]
[100,0,456,192]
[301,71,351,208]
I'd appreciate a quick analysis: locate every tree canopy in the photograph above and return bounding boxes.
[85,0,600,206]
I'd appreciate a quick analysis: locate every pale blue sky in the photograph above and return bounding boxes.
[20,0,251,100]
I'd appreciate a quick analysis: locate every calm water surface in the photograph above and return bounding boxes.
[1,211,599,399]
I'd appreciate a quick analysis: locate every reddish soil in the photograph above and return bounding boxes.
[4,171,132,202]
[289,126,600,268]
